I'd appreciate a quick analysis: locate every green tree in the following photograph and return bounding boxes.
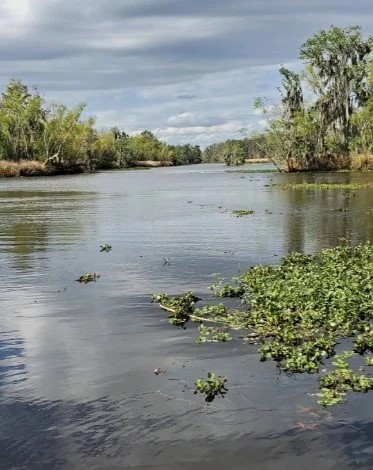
[0,79,45,161]
[257,25,373,171]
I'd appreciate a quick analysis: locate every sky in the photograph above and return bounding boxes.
[1,0,373,147]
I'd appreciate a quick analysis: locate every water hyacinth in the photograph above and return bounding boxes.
[154,242,373,406]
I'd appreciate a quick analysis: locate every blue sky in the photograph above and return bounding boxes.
[1,0,372,147]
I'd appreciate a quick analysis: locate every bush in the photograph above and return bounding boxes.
[0,161,20,177]
[351,154,373,171]
[19,160,50,176]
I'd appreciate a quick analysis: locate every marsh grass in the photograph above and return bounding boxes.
[0,160,51,177]
[351,154,373,171]
[0,161,19,177]
[275,182,373,190]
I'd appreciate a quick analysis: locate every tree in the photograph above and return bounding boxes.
[256,25,373,171]
[0,79,45,161]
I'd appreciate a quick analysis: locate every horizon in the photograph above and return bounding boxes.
[1,0,373,147]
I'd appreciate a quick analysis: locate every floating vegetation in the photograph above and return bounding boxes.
[76,272,101,284]
[227,169,279,174]
[275,182,373,190]
[100,244,112,253]
[154,243,373,406]
[197,325,231,343]
[232,209,255,217]
[194,372,228,402]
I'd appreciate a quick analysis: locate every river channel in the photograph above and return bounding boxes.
[0,164,372,469]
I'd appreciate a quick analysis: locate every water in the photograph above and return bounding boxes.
[0,164,372,469]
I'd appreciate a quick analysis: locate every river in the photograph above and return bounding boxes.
[0,163,372,469]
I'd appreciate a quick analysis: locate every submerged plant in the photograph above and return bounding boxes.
[100,244,112,253]
[154,242,373,406]
[194,372,228,402]
[76,272,101,284]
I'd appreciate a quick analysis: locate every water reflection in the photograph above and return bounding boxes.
[0,190,96,271]
[0,165,372,469]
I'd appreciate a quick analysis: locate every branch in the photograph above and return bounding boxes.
[159,304,232,325]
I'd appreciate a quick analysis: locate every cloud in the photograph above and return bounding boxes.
[0,0,372,146]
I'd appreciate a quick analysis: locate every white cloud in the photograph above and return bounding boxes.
[0,0,372,145]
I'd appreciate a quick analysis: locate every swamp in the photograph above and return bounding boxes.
[0,163,372,469]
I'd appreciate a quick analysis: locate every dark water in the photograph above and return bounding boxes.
[0,164,372,470]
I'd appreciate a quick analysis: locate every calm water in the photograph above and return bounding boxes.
[0,164,372,470]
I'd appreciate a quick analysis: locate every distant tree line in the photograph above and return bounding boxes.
[0,79,202,175]
[256,25,373,172]
[202,136,267,165]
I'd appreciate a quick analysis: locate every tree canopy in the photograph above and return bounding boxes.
[256,25,373,172]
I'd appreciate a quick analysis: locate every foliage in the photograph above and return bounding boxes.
[194,372,228,402]
[203,136,267,165]
[0,79,201,175]
[197,325,231,343]
[154,242,373,406]
[169,144,202,165]
[256,26,373,172]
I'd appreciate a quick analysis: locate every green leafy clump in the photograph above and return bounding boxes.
[100,244,112,252]
[275,182,373,190]
[232,209,255,217]
[154,242,373,406]
[317,352,373,406]
[152,292,201,327]
[76,272,101,284]
[194,373,228,402]
[197,325,231,343]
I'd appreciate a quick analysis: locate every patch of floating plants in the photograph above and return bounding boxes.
[76,272,101,284]
[100,244,112,253]
[232,209,255,217]
[275,182,373,190]
[153,242,373,406]
[227,169,280,174]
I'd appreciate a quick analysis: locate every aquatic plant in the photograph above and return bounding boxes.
[154,242,373,406]
[100,244,112,253]
[194,372,228,402]
[227,168,279,174]
[275,182,373,190]
[232,209,255,217]
[76,272,101,283]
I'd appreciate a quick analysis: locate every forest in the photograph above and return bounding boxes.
[0,79,202,177]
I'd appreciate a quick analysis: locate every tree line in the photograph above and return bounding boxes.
[202,135,267,165]
[0,79,202,175]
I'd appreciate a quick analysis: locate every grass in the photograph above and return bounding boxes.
[232,209,255,217]
[154,242,373,406]
[351,154,373,171]
[0,161,20,177]
[0,160,51,177]
[275,182,373,190]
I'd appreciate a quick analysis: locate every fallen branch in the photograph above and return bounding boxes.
[159,304,230,325]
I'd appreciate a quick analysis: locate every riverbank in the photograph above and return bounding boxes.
[0,159,177,178]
